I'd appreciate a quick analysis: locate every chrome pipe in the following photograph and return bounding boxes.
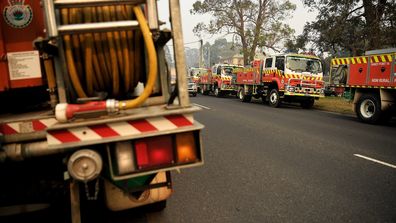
[0,141,71,162]
[54,0,145,8]
[2,132,46,144]
[42,0,58,37]
[58,21,139,35]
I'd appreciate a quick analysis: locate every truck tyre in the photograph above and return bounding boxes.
[301,98,314,109]
[355,93,382,124]
[268,89,281,108]
[201,86,208,95]
[238,87,251,102]
[214,87,222,97]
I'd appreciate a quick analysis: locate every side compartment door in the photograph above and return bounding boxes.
[348,57,369,86]
[368,54,392,87]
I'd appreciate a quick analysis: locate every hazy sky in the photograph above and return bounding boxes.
[157,0,317,48]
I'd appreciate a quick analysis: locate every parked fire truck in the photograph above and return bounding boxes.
[330,48,396,124]
[188,67,207,83]
[0,0,203,221]
[198,64,242,97]
[236,53,325,108]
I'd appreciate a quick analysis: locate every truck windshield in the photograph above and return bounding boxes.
[222,66,243,76]
[286,57,322,74]
[222,67,234,76]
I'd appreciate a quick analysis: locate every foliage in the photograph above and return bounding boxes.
[288,0,396,56]
[185,48,200,68]
[202,38,240,67]
[191,0,296,65]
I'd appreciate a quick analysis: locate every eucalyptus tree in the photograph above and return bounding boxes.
[191,0,296,64]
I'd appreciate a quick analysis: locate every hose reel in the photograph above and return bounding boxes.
[54,4,158,122]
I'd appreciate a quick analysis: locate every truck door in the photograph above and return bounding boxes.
[275,56,285,78]
[262,57,273,81]
[368,54,392,87]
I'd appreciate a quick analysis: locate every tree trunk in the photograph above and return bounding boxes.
[241,36,249,65]
[362,0,386,49]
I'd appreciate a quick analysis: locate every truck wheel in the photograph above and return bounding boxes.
[201,87,208,95]
[238,87,251,102]
[192,93,197,97]
[301,98,314,109]
[355,94,382,124]
[214,87,222,97]
[268,89,281,108]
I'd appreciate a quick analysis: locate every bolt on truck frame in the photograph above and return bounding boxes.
[0,0,203,221]
[236,53,325,108]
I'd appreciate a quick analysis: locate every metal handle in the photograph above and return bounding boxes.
[42,0,58,37]
[58,21,139,35]
[53,0,145,8]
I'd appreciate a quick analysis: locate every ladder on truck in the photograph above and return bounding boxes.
[40,1,190,222]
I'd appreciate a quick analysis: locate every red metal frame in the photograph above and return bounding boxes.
[0,0,45,91]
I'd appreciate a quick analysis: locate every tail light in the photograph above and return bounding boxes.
[176,132,197,163]
[109,131,202,179]
[135,136,174,169]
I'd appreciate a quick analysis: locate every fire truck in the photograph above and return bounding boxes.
[0,0,203,221]
[330,48,396,124]
[188,67,207,83]
[236,53,325,108]
[198,64,242,97]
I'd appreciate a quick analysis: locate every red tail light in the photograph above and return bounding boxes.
[109,131,202,178]
[135,135,174,169]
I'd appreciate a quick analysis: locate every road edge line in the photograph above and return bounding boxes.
[192,103,211,110]
[353,154,396,169]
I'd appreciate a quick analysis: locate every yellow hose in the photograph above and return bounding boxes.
[119,6,157,109]
[60,4,156,110]
[61,8,87,98]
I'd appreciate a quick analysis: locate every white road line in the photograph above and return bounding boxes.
[354,154,396,169]
[192,103,211,110]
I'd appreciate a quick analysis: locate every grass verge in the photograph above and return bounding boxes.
[314,96,354,115]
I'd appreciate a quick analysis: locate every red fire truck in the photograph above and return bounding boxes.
[198,64,243,97]
[0,0,203,220]
[330,48,396,124]
[188,67,208,83]
[236,53,325,108]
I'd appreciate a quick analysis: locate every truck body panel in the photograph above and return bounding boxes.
[235,54,325,107]
[330,49,396,123]
[0,0,204,219]
[197,64,242,96]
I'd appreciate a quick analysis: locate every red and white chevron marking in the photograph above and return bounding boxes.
[47,114,194,145]
[0,118,58,135]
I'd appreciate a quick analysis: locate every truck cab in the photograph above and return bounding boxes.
[236,53,325,108]
[210,64,243,97]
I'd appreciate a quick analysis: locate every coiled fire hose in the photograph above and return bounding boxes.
[55,5,157,122]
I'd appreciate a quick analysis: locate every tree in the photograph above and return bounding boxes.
[203,38,240,66]
[185,48,200,68]
[191,0,296,65]
[295,0,396,56]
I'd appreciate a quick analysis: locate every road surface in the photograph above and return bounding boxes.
[4,95,396,223]
[148,95,396,223]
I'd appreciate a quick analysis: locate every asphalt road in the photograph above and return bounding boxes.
[147,95,396,223]
[4,95,396,223]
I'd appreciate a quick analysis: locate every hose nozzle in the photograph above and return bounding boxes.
[55,100,119,122]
